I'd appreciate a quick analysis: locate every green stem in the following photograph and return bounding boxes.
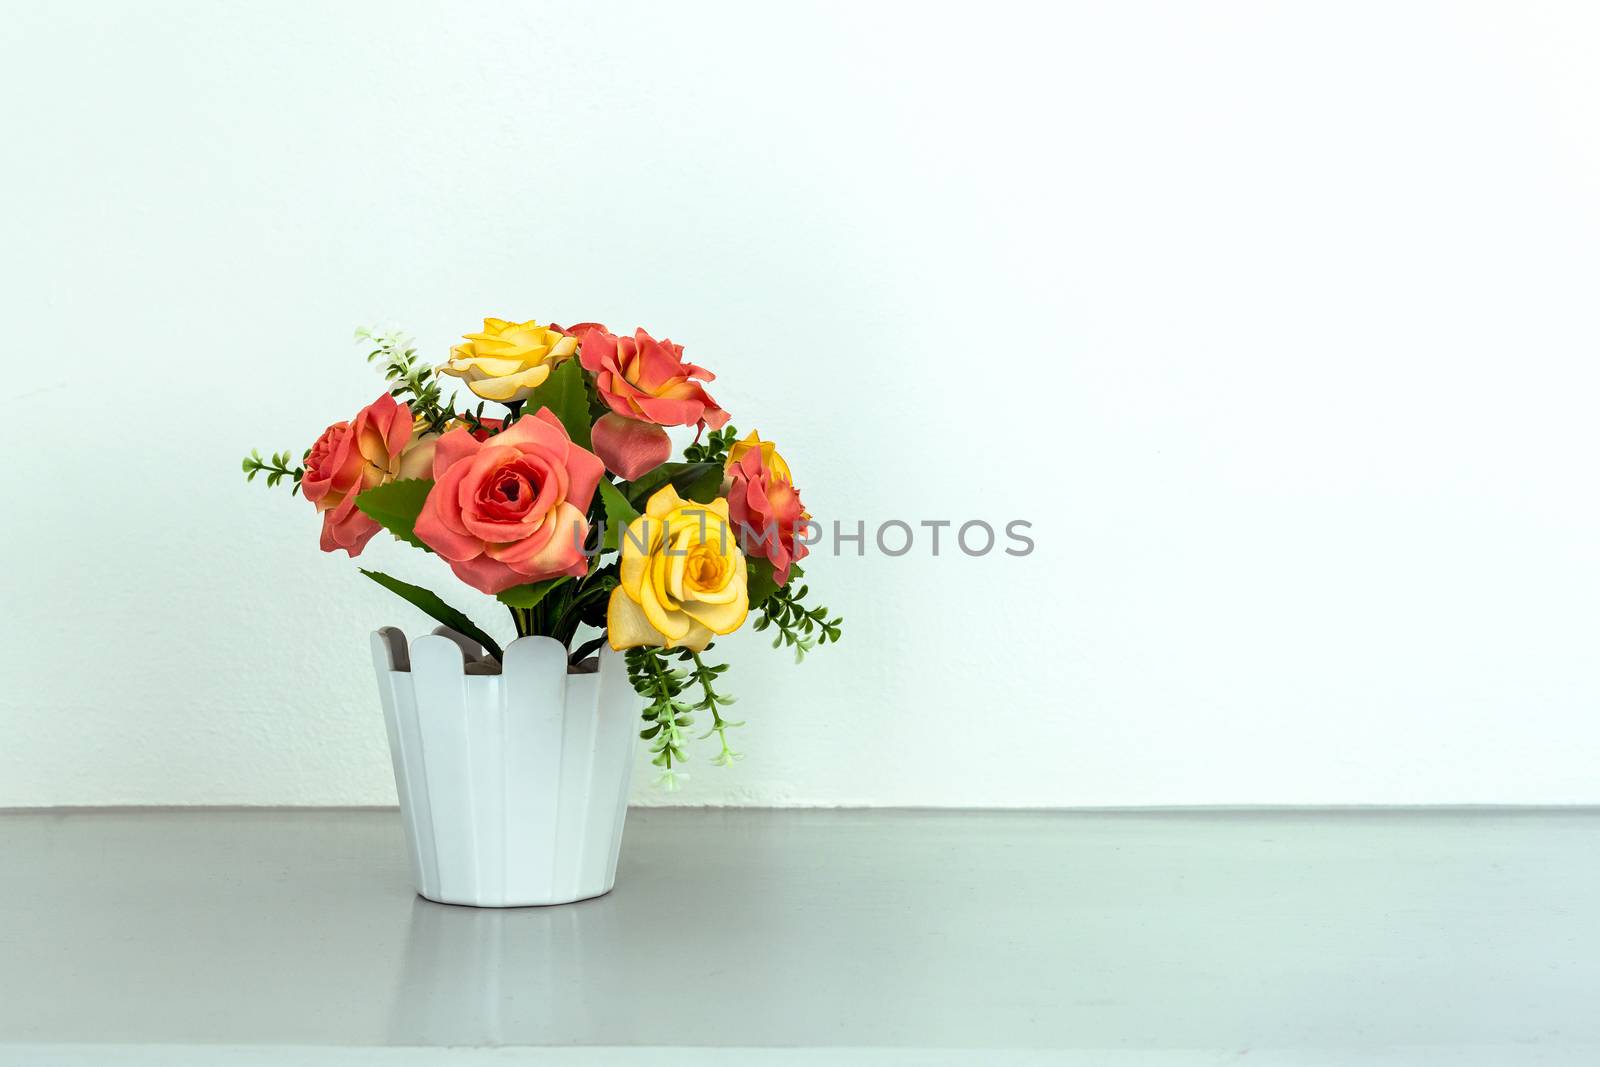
[688,651,740,764]
[645,651,685,772]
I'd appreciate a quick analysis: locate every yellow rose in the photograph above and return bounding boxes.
[438,318,578,404]
[607,486,750,651]
[725,429,792,482]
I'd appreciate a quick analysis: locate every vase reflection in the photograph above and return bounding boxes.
[386,893,624,1046]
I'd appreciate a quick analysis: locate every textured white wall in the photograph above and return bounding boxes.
[4,1,1600,807]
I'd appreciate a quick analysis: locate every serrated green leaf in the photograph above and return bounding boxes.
[495,576,570,609]
[523,359,592,449]
[597,478,641,551]
[359,569,504,661]
[355,479,434,551]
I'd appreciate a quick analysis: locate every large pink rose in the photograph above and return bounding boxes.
[726,442,809,586]
[303,393,436,556]
[565,324,730,431]
[413,409,605,594]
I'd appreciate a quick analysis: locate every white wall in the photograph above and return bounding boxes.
[4,1,1600,807]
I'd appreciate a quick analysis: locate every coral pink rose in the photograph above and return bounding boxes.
[725,434,809,585]
[565,324,730,431]
[303,394,436,556]
[413,408,605,594]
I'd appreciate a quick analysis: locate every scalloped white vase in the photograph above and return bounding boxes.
[370,627,637,907]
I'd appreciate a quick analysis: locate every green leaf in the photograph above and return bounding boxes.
[620,461,685,505]
[355,479,433,551]
[597,478,641,551]
[744,557,781,609]
[624,461,723,508]
[359,569,504,662]
[495,576,570,609]
[523,359,592,449]
[598,477,641,527]
[747,559,803,611]
[680,464,724,504]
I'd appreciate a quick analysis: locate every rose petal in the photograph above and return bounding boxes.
[591,413,672,481]
[605,587,669,649]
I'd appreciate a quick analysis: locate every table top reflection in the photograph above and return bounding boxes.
[2,807,1598,1061]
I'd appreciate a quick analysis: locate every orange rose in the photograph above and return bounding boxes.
[302,394,436,556]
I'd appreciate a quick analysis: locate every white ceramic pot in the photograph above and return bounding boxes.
[369,626,637,907]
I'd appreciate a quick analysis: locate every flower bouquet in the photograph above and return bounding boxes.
[245,317,840,905]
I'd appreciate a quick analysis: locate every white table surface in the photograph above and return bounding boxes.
[1,808,1596,1065]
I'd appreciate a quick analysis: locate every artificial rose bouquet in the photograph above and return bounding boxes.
[244,318,840,782]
